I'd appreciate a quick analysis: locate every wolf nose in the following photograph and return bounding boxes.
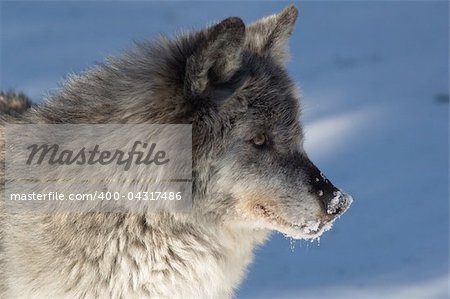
[302,156,353,215]
[311,174,352,215]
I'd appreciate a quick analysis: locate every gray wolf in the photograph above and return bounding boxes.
[0,5,352,298]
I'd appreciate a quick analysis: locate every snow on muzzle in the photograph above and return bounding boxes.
[302,156,353,216]
[325,189,353,215]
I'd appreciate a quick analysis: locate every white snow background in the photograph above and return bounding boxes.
[1,1,448,298]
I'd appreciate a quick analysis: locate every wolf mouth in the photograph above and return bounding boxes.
[254,203,331,238]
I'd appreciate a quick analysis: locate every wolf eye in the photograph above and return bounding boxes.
[252,134,267,146]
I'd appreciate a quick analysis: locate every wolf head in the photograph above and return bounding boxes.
[40,5,351,240]
[173,5,353,240]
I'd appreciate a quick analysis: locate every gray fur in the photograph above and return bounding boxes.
[0,5,352,298]
[0,92,32,116]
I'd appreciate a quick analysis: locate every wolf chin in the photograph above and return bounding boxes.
[0,5,352,299]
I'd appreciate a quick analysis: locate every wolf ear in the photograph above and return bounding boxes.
[247,4,298,64]
[185,17,246,96]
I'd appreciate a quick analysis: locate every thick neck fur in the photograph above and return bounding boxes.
[2,213,268,298]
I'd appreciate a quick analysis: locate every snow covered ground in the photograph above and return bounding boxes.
[1,1,448,298]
